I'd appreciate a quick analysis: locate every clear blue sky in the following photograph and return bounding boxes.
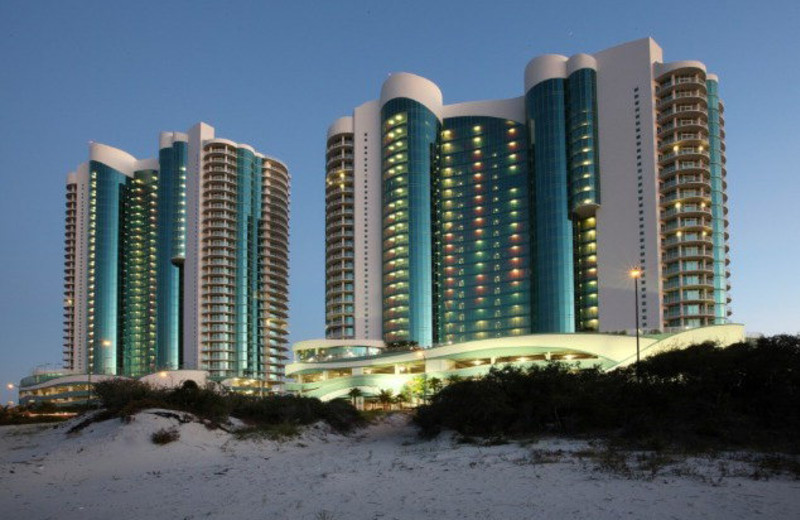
[1,0,798,398]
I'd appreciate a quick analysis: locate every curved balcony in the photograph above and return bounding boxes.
[658,104,708,125]
[657,91,708,110]
[658,119,709,137]
[657,75,707,96]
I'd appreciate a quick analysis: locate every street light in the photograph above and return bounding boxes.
[629,267,642,381]
[158,371,174,387]
[6,383,14,407]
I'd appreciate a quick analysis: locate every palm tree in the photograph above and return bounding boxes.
[377,389,394,411]
[347,387,363,409]
[428,377,443,395]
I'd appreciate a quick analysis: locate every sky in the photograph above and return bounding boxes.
[1,0,798,400]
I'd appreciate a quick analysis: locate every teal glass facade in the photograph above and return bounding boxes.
[156,141,187,370]
[235,148,265,378]
[565,68,601,331]
[565,69,601,213]
[526,79,576,333]
[381,98,440,347]
[120,170,158,377]
[436,117,532,344]
[87,161,128,375]
[706,79,728,324]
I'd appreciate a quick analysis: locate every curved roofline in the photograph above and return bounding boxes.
[654,60,707,78]
[293,338,386,351]
[442,96,526,123]
[89,142,142,177]
[380,72,444,117]
[327,116,354,139]
[524,54,568,92]
[159,131,189,149]
[288,325,746,375]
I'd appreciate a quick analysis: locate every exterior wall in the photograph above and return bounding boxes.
[119,169,158,377]
[706,79,731,323]
[592,38,664,333]
[352,101,383,340]
[184,123,215,371]
[260,156,291,381]
[71,165,90,373]
[62,177,78,370]
[436,116,532,344]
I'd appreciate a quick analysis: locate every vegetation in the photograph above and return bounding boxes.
[347,387,363,408]
[384,341,419,353]
[0,402,75,426]
[90,380,364,434]
[377,389,394,410]
[151,427,180,445]
[414,335,800,452]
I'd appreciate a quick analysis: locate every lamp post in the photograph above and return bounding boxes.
[6,383,14,407]
[629,267,642,381]
[158,371,175,388]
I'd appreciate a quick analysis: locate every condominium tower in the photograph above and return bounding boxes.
[324,38,730,346]
[62,123,290,383]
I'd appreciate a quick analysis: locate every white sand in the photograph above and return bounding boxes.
[1,411,799,519]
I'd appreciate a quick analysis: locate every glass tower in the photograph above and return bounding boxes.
[381,98,440,347]
[156,138,188,370]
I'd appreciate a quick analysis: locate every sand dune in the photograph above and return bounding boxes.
[1,411,799,519]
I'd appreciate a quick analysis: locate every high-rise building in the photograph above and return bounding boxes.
[61,123,290,384]
[324,37,731,346]
[183,123,291,381]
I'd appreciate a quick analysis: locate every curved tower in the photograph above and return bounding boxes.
[156,132,188,370]
[654,62,730,329]
[261,156,291,381]
[194,134,290,381]
[325,118,356,339]
[565,55,602,331]
[524,55,576,333]
[380,73,442,347]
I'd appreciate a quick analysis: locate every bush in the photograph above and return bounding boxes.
[414,335,800,452]
[91,380,363,434]
[228,394,362,433]
[151,427,180,445]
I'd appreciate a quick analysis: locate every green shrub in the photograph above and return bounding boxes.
[151,427,180,445]
[414,335,800,452]
[91,380,363,434]
[320,398,364,432]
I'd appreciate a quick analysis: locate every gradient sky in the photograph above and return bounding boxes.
[1,0,798,399]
